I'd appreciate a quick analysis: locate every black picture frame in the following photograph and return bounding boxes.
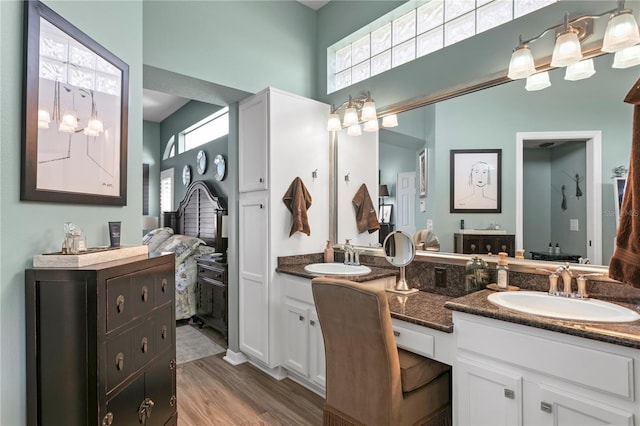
[614,176,627,227]
[21,1,129,205]
[450,149,502,213]
[379,204,392,224]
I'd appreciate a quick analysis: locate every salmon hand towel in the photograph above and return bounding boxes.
[352,183,380,234]
[610,99,640,287]
[283,177,312,237]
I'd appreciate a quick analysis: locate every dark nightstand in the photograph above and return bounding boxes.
[195,255,228,341]
[379,223,394,244]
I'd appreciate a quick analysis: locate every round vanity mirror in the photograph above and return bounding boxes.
[383,230,418,294]
[213,154,226,181]
[196,150,207,175]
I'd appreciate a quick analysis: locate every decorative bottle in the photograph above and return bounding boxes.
[496,252,509,290]
[548,243,553,254]
[555,243,561,254]
[324,241,334,263]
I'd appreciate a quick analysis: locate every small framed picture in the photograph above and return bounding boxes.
[418,148,428,198]
[379,204,392,224]
[614,176,627,227]
[450,149,502,213]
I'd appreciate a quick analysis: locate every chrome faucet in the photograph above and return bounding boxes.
[343,239,354,265]
[557,263,573,294]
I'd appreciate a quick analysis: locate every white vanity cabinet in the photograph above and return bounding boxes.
[237,87,330,371]
[281,274,326,393]
[453,312,638,426]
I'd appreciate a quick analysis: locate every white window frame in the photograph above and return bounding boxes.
[160,168,174,215]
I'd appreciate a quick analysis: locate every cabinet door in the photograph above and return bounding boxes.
[309,310,326,388]
[239,193,270,363]
[537,385,633,426]
[239,91,268,192]
[283,299,309,376]
[456,358,523,426]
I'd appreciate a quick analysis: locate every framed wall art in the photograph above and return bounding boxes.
[450,149,502,213]
[614,176,627,228]
[21,1,129,205]
[418,148,428,198]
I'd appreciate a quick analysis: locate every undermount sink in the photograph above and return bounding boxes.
[304,263,372,276]
[487,291,640,323]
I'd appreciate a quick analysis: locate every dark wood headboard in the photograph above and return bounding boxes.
[174,181,226,251]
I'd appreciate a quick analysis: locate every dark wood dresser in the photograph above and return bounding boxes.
[454,232,515,257]
[195,256,228,340]
[25,253,177,426]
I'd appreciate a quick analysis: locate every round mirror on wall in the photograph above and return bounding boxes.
[383,231,418,294]
[196,150,207,175]
[213,154,226,181]
[182,165,191,186]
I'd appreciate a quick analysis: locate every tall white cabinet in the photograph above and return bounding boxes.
[238,87,330,370]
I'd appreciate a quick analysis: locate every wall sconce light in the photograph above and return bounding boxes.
[508,1,640,90]
[328,91,398,135]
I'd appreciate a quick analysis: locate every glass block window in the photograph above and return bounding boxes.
[327,0,558,93]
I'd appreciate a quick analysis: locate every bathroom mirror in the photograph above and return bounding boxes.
[337,53,637,267]
[384,230,417,293]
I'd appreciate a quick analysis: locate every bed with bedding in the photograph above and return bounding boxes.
[143,180,226,321]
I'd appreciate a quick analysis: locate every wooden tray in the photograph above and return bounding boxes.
[486,283,520,292]
[34,245,148,268]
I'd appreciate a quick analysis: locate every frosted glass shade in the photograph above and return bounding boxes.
[612,44,640,68]
[342,106,359,127]
[58,122,76,133]
[551,30,582,67]
[327,112,342,131]
[363,119,379,132]
[347,124,362,136]
[507,45,536,79]
[83,127,100,136]
[564,59,595,81]
[38,110,51,128]
[361,100,377,121]
[525,71,551,91]
[382,114,398,128]
[88,119,104,132]
[602,11,640,53]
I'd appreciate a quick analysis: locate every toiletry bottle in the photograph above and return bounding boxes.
[496,252,509,289]
[555,243,560,254]
[548,243,553,254]
[324,241,334,263]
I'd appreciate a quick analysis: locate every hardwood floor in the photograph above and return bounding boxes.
[176,323,324,425]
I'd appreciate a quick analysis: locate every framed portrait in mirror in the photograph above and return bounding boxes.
[379,204,392,224]
[614,177,627,228]
[450,149,502,213]
[21,1,129,205]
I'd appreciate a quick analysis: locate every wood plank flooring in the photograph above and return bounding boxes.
[176,324,324,425]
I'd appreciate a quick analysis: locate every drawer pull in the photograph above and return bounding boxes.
[116,295,125,313]
[501,244,507,252]
[161,325,168,340]
[298,315,305,321]
[310,320,316,326]
[138,398,155,424]
[115,352,124,371]
[540,401,553,413]
[141,286,149,302]
[161,278,168,293]
[169,395,177,407]
[393,330,400,337]
[470,244,476,252]
[102,412,114,426]
[486,244,492,253]
[504,389,515,399]
[141,337,148,353]
[169,358,176,370]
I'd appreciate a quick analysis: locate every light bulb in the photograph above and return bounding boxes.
[507,45,536,79]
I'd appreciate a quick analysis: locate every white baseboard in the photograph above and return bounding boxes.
[249,361,288,381]
[223,349,248,365]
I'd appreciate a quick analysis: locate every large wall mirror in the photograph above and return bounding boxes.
[337,52,637,267]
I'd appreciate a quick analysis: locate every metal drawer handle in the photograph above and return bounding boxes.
[486,244,492,253]
[115,352,124,371]
[141,337,148,353]
[470,244,476,252]
[141,286,149,302]
[310,320,316,326]
[501,244,507,252]
[540,401,553,413]
[161,325,167,340]
[161,278,168,293]
[138,398,155,424]
[393,330,400,337]
[504,389,515,399]
[116,295,125,313]
[169,395,177,407]
[102,412,114,426]
[298,315,305,321]
[169,359,176,370]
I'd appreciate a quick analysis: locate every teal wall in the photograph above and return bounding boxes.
[0,1,143,424]
[143,120,161,218]
[523,148,552,256]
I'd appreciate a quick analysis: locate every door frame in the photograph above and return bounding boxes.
[516,131,602,264]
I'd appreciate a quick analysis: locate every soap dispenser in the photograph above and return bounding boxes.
[496,252,509,290]
[324,241,334,263]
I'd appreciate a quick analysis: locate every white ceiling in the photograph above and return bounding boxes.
[296,0,330,10]
[142,89,190,123]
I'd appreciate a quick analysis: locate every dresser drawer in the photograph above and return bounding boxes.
[106,328,134,392]
[154,262,174,307]
[156,304,174,356]
[197,263,226,283]
[392,323,435,358]
[132,320,156,371]
[106,275,133,333]
[132,268,155,318]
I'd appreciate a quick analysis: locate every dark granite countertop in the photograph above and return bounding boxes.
[446,289,640,349]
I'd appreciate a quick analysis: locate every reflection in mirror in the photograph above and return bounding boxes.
[383,231,418,294]
[371,52,638,266]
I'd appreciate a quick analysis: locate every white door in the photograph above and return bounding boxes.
[239,91,269,192]
[396,171,416,236]
[282,299,309,376]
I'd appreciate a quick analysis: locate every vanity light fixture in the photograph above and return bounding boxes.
[327,91,398,135]
[525,71,552,91]
[507,1,640,90]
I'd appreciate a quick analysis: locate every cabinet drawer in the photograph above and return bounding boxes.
[392,323,435,358]
[198,263,226,283]
[154,262,174,307]
[133,320,156,371]
[106,275,133,333]
[106,328,134,392]
[132,269,155,318]
[283,275,313,304]
[156,304,174,356]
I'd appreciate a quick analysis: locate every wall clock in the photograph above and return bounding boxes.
[182,165,191,186]
[196,150,207,175]
[213,154,226,181]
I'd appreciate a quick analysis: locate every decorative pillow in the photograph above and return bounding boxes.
[154,234,205,264]
[194,245,218,257]
[142,227,174,252]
